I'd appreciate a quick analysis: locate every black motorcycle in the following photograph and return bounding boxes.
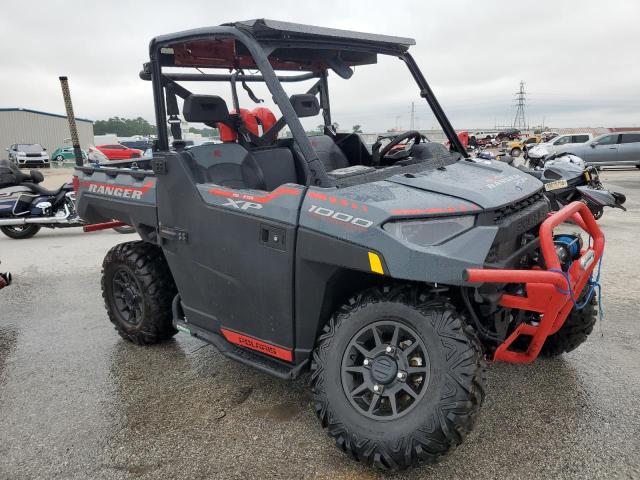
[515,153,626,219]
[0,160,83,239]
[0,160,136,239]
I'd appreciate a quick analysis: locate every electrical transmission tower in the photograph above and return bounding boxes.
[512,81,527,130]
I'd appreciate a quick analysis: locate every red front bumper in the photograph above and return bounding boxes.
[466,201,605,364]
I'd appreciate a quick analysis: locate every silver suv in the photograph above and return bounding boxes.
[6,144,50,168]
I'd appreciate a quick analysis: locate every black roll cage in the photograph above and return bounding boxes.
[146,24,468,187]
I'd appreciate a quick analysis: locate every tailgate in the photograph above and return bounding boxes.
[75,167,157,231]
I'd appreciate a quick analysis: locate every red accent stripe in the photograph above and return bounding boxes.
[208,186,301,204]
[308,191,327,200]
[221,328,293,362]
[391,205,479,215]
[80,179,155,193]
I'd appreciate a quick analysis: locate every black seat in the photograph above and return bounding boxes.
[302,135,351,172]
[183,143,265,190]
[252,148,299,190]
[22,182,65,196]
[183,143,299,191]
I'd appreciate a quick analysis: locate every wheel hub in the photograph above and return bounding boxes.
[111,267,143,326]
[341,320,430,419]
[371,355,398,385]
[123,287,137,308]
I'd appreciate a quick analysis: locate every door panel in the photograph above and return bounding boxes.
[156,152,303,351]
[587,134,619,164]
[617,134,640,164]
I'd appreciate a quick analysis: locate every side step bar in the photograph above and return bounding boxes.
[171,295,307,380]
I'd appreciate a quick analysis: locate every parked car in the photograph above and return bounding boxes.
[96,144,143,160]
[87,145,110,164]
[502,135,542,157]
[495,129,521,141]
[541,131,559,142]
[120,140,154,152]
[548,132,640,168]
[50,146,88,165]
[528,133,593,157]
[6,143,50,168]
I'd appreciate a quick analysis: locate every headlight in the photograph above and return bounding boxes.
[383,216,475,247]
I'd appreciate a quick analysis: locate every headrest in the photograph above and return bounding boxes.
[218,108,259,143]
[289,94,320,118]
[183,95,229,124]
[252,107,277,134]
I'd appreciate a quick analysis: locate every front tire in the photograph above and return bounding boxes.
[1,224,41,239]
[510,147,522,157]
[102,241,177,345]
[311,285,485,470]
[540,289,597,357]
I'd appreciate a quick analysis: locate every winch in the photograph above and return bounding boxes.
[553,234,582,271]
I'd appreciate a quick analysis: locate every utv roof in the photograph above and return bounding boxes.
[150,19,416,70]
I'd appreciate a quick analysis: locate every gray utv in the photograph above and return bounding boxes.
[73,19,605,471]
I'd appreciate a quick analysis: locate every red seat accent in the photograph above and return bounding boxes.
[217,108,259,142]
[251,107,277,134]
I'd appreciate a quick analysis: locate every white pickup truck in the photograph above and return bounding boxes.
[528,133,593,157]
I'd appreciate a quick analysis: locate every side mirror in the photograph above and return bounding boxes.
[289,94,320,118]
[590,142,598,148]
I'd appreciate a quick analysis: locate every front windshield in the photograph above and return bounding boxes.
[17,144,44,153]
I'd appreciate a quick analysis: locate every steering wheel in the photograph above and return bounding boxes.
[372,130,422,166]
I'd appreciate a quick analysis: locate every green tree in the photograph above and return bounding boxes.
[352,124,363,133]
[189,126,218,137]
[93,117,156,136]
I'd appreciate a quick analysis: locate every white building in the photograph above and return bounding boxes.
[0,108,94,158]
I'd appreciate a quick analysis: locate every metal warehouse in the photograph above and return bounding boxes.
[0,108,93,159]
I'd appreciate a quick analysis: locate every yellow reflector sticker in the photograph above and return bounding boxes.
[368,252,384,275]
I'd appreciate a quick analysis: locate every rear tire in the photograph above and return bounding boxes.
[540,289,597,357]
[311,285,485,470]
[0,224,41,239]
[102,241,177,345]
[510,147,522,157]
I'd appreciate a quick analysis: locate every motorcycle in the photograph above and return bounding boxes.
[0,159,135,238]
[515,152,626,219]
[0,159,82,239]
[477,149,626,219]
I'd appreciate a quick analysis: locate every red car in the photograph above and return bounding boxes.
[96,144,143,160]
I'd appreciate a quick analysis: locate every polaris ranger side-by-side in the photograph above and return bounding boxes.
[74,20,605,470]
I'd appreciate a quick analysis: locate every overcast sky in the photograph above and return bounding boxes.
[1,0,639,132]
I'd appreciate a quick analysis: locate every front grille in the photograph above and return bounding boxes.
[26,153,43,157]
[492,191,545,223]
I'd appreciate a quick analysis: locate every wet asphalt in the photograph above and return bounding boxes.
[1,169,639,479]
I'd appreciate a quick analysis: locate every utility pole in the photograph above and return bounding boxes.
[410,102,415,130]
[513,80,527,130]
